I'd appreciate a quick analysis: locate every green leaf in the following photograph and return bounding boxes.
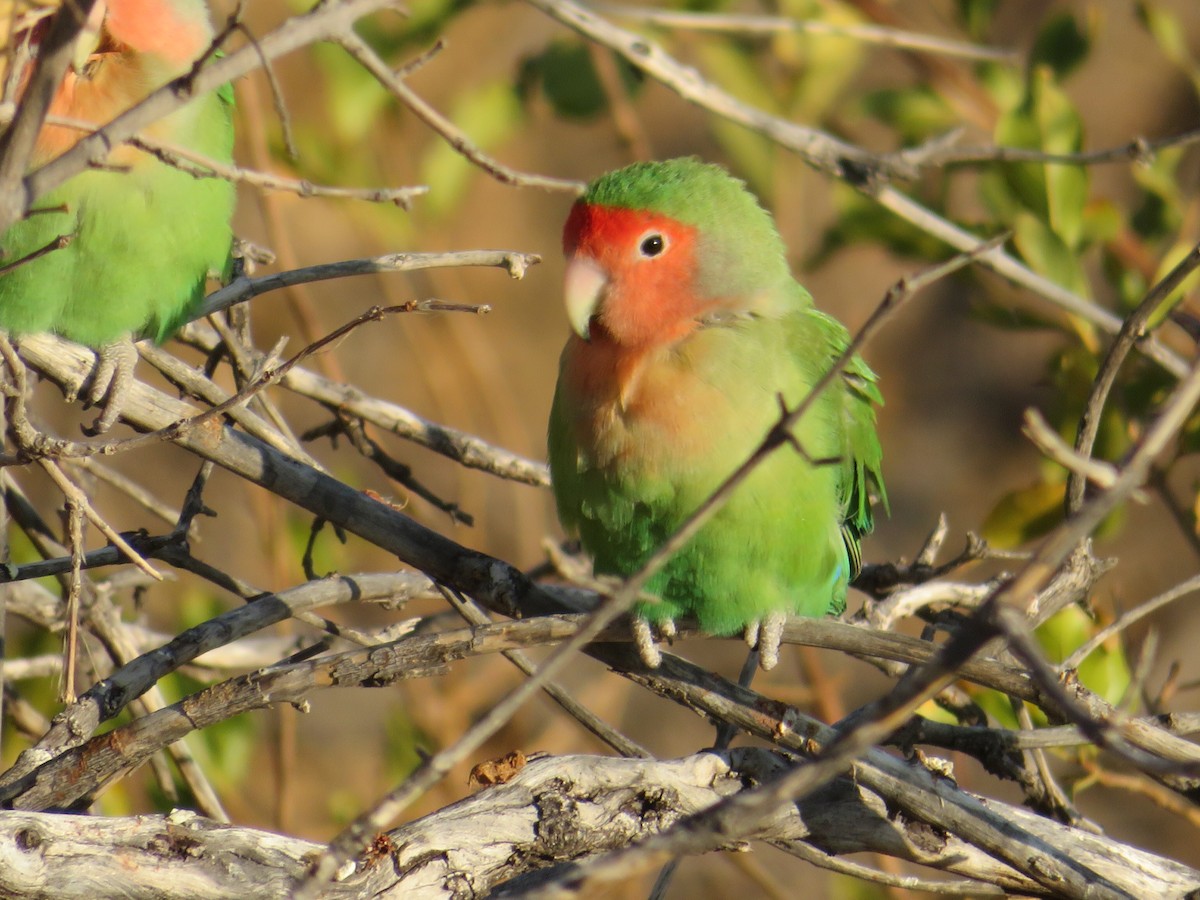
[971,689,1024,730]
[994,67,1088,248]
[1138,2,1189,61]
[1146,239,1200,329]
[709,119,778,201]
[420,80,524,218]
[977,167,1023,222]
[977,59,1026,112]
[914,702,962,727]
[1036,604,1093,662]
[310,43,392,146]
[956,0,1000,41]
[384,707,429,782]
[303,1,472,145]
[967,297,1075,334]
[1131,191,1173,243]
[1078,639,1133,707]
[861,86,959,144]
[982,481,1065,548]
[1102,251,1149,310]
[807,183,952,265]
[1180,418,1200,457]
[394,0,474,49]
[1131,148,1185,241]
[1029,12,1091,79]
[1011,212,1090,297]
[694,37,785,195]
[776,0,867,122]
[1079,199,1122,245]
[1037,606,1131,706]
[1137,1,1200,97]
[518,40,642,121]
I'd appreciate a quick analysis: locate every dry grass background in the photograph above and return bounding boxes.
[6,1,1200,896]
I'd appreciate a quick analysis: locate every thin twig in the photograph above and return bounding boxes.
[1023,408,1143,496]
[335,31,585,194]
[36,460,162,582]
[440,586,650,758]
[0,573,430,787]
[129,132,429,207]
[195,250,537,321]
[1062,573,1200,672]
[596,5,1020,62]
[921,128,1200,169]
[872,187,1189,378]
[0,108,431,207]
[1066,242,1200,512]
[64,459,181,529]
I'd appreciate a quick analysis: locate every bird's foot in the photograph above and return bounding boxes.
[743,612,787,671]
[743,620,760,650]
[81,338,138,435]
[632,616,677,668]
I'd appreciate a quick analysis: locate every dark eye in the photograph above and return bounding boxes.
[639,234,665,257]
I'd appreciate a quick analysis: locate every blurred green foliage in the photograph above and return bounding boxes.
[970,604,1132,733]
[518,40,643,121]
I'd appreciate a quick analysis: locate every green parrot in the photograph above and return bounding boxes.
[548,159,886,668]
[0,0,235,432]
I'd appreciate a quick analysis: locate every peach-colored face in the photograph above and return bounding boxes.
[102,0,212,66]
[6,0,212,164]
[562,202,706,349]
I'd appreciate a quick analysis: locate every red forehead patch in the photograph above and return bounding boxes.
[563,203,694,260]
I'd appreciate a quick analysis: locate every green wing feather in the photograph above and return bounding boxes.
[549,285,886,633]
[804,307,887,597]
[0,59,235,346]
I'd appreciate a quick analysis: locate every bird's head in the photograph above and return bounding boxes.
[560,158,794,349]
[562,198,700,348]
[1,0,215,164]
[0,0,213,79]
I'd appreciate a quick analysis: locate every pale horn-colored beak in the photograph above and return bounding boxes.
[71,1,107,73]
[564,256,608,341]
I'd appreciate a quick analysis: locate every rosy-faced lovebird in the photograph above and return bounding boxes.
[548,159,886,669]
[0,0,235,432]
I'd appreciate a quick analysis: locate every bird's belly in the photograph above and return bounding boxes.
[576,384,848,633]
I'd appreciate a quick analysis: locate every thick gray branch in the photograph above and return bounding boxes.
[0,751,1195,898]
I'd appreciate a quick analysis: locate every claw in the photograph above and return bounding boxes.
[743,619,760,650]
[82,338,138,435]
[632,616,663,668]
[758,612,786,671]
[744,612,787,671]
